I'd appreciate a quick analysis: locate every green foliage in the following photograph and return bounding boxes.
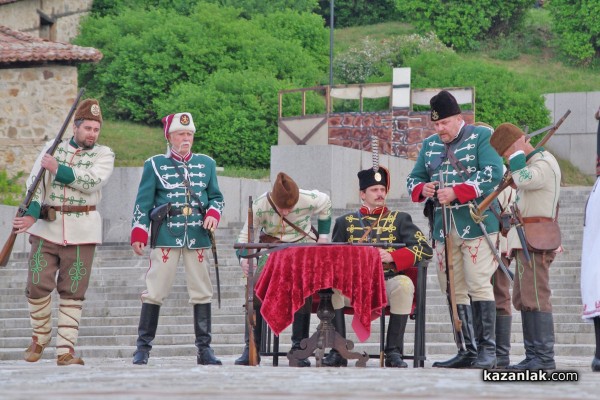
[334,32,451,83]
[407,51,550,130]
[547,0,600,66]
[394,0,532,51]
[0,171,24,206]
[317,0,401,28]
[209,0,318,16]
[154,70,286,169]
[75,3,329,169]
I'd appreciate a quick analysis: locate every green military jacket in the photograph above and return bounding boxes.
[407,124,503,242]
[131,153,224,249]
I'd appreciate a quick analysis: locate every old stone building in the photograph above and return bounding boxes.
[0,0,93,43]
[0,25,102,176]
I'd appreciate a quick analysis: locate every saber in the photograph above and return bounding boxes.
[477,220,514,284]
[207,230,221,308]
[510,204,532,266]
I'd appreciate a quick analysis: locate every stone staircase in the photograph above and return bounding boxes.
[0,186,593,362]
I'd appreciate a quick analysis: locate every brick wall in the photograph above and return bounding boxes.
[328,109,474,160]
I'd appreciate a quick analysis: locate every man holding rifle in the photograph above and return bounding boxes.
[490,123,561,370]
[12,98,115,366]
[406,90,504,369]
[130,111,224,366]
[234,172,332,367]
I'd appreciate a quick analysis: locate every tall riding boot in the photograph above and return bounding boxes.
[289,311,311,367]
[56,298,85,366]
[194,303,222,365]
[433,304,477,368]
[234,309,263,366]
[509,310,536,370]
[495,315,512,368]
[322,309,348,367]
[472,301,497,369]
[592,317,600,372]
[24,295,52,362]
[529,311,555,370]
[133,303,160,365]
[384,314,408,368]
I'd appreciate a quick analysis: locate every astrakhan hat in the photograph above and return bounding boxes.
[358,166,390,191]
[490,123,525,156]
[161,112,196,140]
[430,90,461,121]
[271,172,299,209]
[74,99,102,124]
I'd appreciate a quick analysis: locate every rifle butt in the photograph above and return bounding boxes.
[0,231,17,267]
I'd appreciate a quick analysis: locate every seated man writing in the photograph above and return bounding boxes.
[324,166,432,367]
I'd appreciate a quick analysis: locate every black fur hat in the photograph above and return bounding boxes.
[430,90,461,121]
[358,166,390,191]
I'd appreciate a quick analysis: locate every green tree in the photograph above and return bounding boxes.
[407,51,550,130]
[394,0,532,51]
[547,0,600,65]
[76,2,328,168]
[318,0,401,28]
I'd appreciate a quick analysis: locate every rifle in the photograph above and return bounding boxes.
[235,242,406,259]
[0,88,85,267]
[245,196,259,366]
[472,109,571,219]
[439,171,466,352]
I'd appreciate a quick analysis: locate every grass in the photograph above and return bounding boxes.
[100,120,270,179]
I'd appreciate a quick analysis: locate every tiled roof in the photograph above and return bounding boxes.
[0,25,102,64]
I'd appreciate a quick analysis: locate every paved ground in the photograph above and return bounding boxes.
[0,354,597,400]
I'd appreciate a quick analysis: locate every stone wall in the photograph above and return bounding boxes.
[0,0,93,42]
[0,65,78,176]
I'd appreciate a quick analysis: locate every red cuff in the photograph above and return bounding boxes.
[131,227,148,246]
[390,247,416,271]
[206,208,221,224]
[412,183,426,202]
[453,183,477,204]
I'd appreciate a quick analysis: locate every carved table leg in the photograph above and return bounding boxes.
[287,289,369,367]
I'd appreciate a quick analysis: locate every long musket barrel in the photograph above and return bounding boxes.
[439,171,466,351]
[0,88,86,267]
[473,109,571,219]
[246,196,259,366]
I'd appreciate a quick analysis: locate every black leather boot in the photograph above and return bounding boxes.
[433,304,477,368]
[528,311,555,370]
[495,315,512,368]
[235,309,262,366]
[384,314,408,368]
[133,303,160,365]
[322,309,348,367]
[593,317,600,372]
[472,301,497,369]
[289,311,311,367]
[509,310,536,370]
[193,303,222,365]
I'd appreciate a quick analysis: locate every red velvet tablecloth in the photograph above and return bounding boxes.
[254,245,387,342]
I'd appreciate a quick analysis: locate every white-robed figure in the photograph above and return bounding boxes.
[581,177,600,372]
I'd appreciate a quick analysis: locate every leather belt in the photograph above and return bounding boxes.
[51,205,96,213]
[522,217,554,223]
[169,207,203,217]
